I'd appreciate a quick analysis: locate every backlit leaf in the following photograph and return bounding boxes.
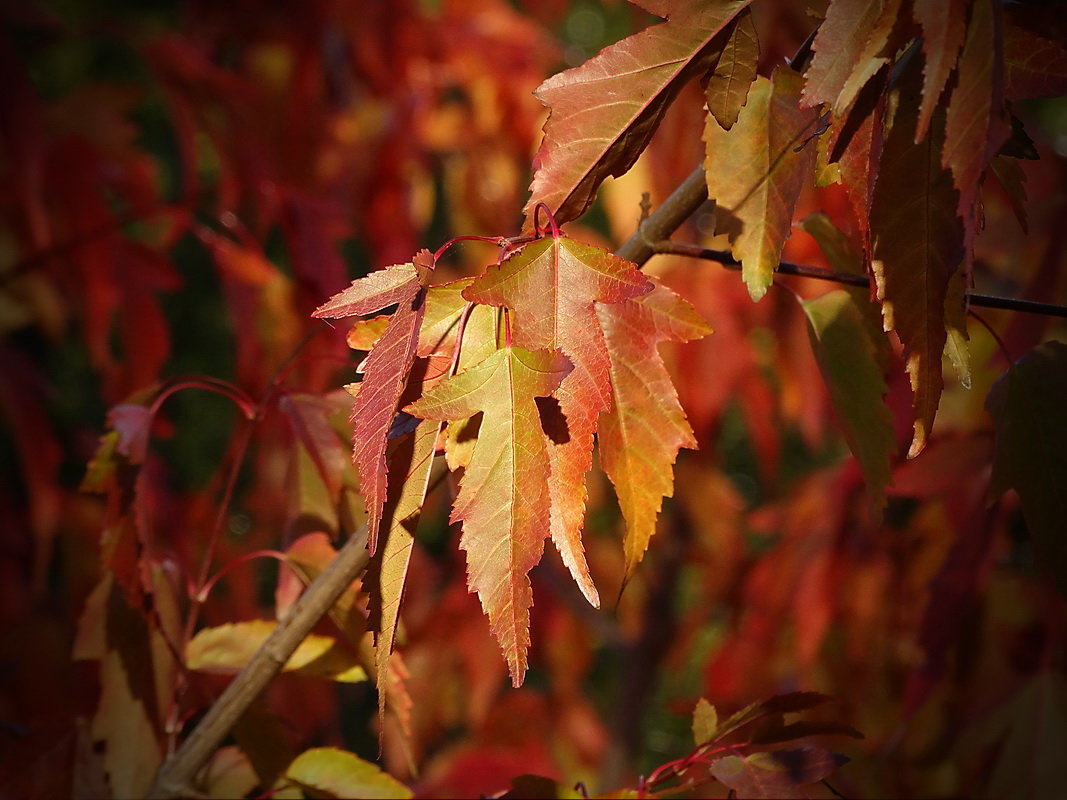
[525,0,752,228]
[595,279,711,576]
[286,747,411,799]
[704,68,823,300]
[406,345,572,685]
[465,236,652,607]
[987,341,1067,596]
[1002,6,1067,101]
[314,253,434,553]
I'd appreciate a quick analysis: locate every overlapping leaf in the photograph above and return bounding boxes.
[913,0,968,141]
[595,279,711,577]
[406,345,572,685]
[465,237,652,606]
[704,68,823,300]
[870,65,963,457]
[525,0,752,228]
[313,252,434,553]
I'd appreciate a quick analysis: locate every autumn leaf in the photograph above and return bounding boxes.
[802,0,901,113]
[595,279,711,577]
[286,747,411,799]
[942,0,1009,239]
[987,341,1067,596]
[692,697,719,745]
[406,345,572,685]
[371,418,440,725]
[704,67,823,300]
[870,62,963,457]
[1002,5,1067,101]
[709,747,848,798]
[704,7,759,131]
[313,252,434,553]
[913,0,968,141]
[465,236,651,607]
[801,290,895,513]
[186,620,368,682]
[525,0,752,228]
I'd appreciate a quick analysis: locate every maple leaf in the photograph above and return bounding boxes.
[870,62,963,458]
[465,236,651,607]
[595,279,711,577]
[987,341,1067,596]
[405,345,573,685]
[313,252,434,554]
[704,7,759,131]
[703,67,823,300]
[524,0,752,229]
[913,0,968,142]
[1002,5,1067,101]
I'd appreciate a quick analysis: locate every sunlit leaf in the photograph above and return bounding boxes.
[285,747,411,799]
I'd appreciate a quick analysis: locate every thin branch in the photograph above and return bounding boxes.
[149,525,371,798]
[615,167,709,266]
[652,240,1067,319]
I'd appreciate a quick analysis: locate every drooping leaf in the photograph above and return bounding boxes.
[406,345,572,685]
[942,0,1008,238]
[285,747,411,799]
[749,719,864,745]
[986,341,1067,596]
[692,697,719,745]
[595,279,711,576]
[703,68,823,300]
[714,692,835,741]
[801,291,894,513]
[802,0,900,113]
[913,0,968,142]
[465,236,651,607]
[870,63,964,457]
[709,747,848,798]
[313,253,434,553]
[943,268,971,388]
[186,620,368,682]
[371,418,440,725]
[524,0,752,228]
[704,7,759,131]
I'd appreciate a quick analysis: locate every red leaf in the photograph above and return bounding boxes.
[913,0,968,142]
[524,0,752,228]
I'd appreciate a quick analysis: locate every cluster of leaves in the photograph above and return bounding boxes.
[3,0,1067,798]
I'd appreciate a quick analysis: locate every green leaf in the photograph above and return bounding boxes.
[987,341,1067,596]
[285,747,411,799]
[801,290,895,513]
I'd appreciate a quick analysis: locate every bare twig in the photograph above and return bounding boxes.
[652,240,1067,320]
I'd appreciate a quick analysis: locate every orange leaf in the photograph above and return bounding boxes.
[313,254,434,553]
[465,237,651,607]
[913,0,968,141]
[595,279,711,577]
[704,7,759,131]
[406,346,572,685]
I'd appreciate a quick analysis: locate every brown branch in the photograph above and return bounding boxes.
[148,526,370,798]
[615,167,709,266]
[653,240,1067,320]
